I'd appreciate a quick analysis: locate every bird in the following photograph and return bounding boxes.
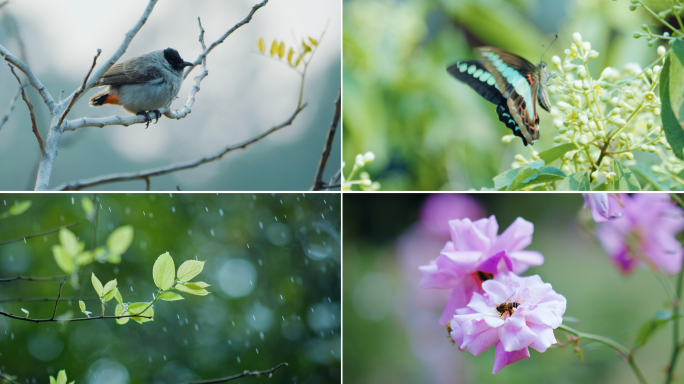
[89,48,194,127]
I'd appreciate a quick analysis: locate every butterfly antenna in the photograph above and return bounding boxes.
[539,34,559,62]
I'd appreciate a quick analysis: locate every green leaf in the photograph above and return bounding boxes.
[508,159,545,191]
[127,302,154,324]
[115,303,129,325]
[75,251,93,265]
[158,291,184,301]
[670,40,684,123]
[177,260,205,282]
[556,170,591,191]
[630,164,668,191]
[52,245,75,274]
[115,289,123,304]
[107,225,134,255]
[50,377,57,384]
[492,167,522,190]
[661,50,684,159]
[107,252,122,264]
[175,282,210,296]
[56,370,67,384]
[21,308,29,317]
[191,281,210,288]
[81,197,94,218]
[79,300,86,312]
[91,273,103,297]
[613,160,641,191]
[8,200,31,216]
[102,279,118,302]
[633,310,671,349]
[526,167,566,185]
[153,252,175,290]
[537,143,578,164]
[59,228,82,257]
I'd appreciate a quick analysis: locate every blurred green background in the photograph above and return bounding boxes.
[343,0,672,190]
[343,193,676,384]
[0,193,340,383]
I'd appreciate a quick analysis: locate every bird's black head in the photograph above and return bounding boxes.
[164,48,194,71]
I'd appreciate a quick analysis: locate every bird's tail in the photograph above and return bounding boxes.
[90,91,117,107]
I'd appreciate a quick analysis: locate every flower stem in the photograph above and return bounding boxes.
[557,324,648,384]
[665,230,684,383]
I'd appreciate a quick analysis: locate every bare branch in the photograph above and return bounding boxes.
[8,64,44,155]
[82,0,158,92]
[311,89,341,191]
[0,293,135,304]
[0,50,55,113]
[50,277,67,320]
[55,49,101,132]
[0,221,79,246]
[184,363,288,384]
[0,272,82,283]
[0,310,151,323]
[0,86,21,132]
[55,103,308,190]
[183,0,268,80]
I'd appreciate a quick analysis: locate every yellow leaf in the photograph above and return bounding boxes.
[295,55,303,67]
[287,47,294,64]
[302,41,312,54]
[308,37,318,46]
[258,38,265,53]
[278,42,285,59]
[270,40,278,56]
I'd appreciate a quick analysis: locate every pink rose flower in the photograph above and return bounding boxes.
[594,194,684,274]
[419,216,544,325]
[448,273,566,374]
[582,193,623,222]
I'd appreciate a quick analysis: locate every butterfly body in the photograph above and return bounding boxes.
[447,47,551,146]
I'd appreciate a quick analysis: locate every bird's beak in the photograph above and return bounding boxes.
[181,61,194,68]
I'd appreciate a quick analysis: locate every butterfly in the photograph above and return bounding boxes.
[447,47,551,146]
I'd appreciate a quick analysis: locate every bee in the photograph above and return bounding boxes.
[495,293,520,319]
[445,322,455,344]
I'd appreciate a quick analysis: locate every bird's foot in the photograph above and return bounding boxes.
[136,111,152,129]
[152,110,161,124]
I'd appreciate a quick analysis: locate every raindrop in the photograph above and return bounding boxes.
[163,327,167,332]
[232,321,235,326]
[252,315,256,321]
[195,255,198,260]
[311,308,314,313]
[228,339,232,345]
[258,222,263,229]
[130,287,133,292]
[109,207,111,212]
[188,229,192,235]
[282,316,285,321]
[256,348,259,354]
[149,213,153,218]
[172,207,176,213]
[143,211,146,216]
[194,324,199,331]
[23,238,26,243]
[71,197,74,205]
[11,333,14,340]
[237,357,241,363]
[148,356,152,363]
[210,229,215,236]
[259,332,264,340]
[250,280,253,286]
[290,277,294,283]
[280,294,283,300]
[163,355,167,361]
[275,217,278,222]
[205,207,208,212]
[177,314,180,319]
[321,213,325,219]
[219,209,224,216]
[328,297,331,302]
[280,200,283,204]
[258,259,262,266]
[183,339,188,345]
[247,244,250,249]
[114,267,119,274]
[185,318,188,324]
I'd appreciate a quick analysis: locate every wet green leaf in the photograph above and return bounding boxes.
[158,291,184,301]
[177,260,205,282]
[52,245,75,274]
[91,273,103,297]
[153,252,175,290]
[8,200,31,216]
[107,226,133,255]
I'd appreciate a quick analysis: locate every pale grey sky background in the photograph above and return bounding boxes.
[0,0,341,190]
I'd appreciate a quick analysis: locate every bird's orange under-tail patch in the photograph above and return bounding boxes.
[102,93,119,105]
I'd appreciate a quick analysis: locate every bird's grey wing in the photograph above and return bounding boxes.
[95,56,163,86]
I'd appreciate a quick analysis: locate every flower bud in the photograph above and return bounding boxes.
[501,135,515,144]
[640,144,648,152]
[624,90,634,99]
[629,4,638,11]
[587,50,599,60]
[641,24,649,31]
[573,80,583,89]
[563,64,577,72]
[573,32,583,46]
[658,46,667,56]
[363,151,375,164]
[654,65,662,75]
[554,119,563,128]
[655,107,661,116]
[582,42,592,52]
[625,153,634,160]
[557,101,572,110]
[580,114,589,124]
[355,154,365,168]
[600,67,614,79]
[552,55,561,66]
[648,145,656,152]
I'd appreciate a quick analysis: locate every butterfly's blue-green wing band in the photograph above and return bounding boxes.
[447,61,530,146]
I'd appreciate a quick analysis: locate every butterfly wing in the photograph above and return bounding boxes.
[447,61,529,145]
[475,47,542,145]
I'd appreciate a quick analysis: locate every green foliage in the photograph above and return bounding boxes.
[91,273,103,297]
[51,225,133,275]
[633,309,672,350]
[6,200,31,217]
[661,41,684,160]
[49,370,74,384]
[153,252,175,290]
[106,225,133,261]
[81,197,94,221]
[177,260,205,282]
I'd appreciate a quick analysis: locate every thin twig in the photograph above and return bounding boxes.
[0,373,20,384]
[55,103,307,190]
[0,293,135,303]
[329,168,341,186]
[0,272,82,283]
[0,310,151,323]
[184,363,288,384]
[0,86,21,132]
[311,89,340,191]
[8,64,44,156]
[0,221,79,246]
[50,277,67,320]
[56,49,101,132]
[145,177,150,191]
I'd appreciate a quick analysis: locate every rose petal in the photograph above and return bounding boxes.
[527,323,557,353]
[461,326,500,356]
[491,217,535,253]
[492,342,530,374]
[499,316,537,351]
